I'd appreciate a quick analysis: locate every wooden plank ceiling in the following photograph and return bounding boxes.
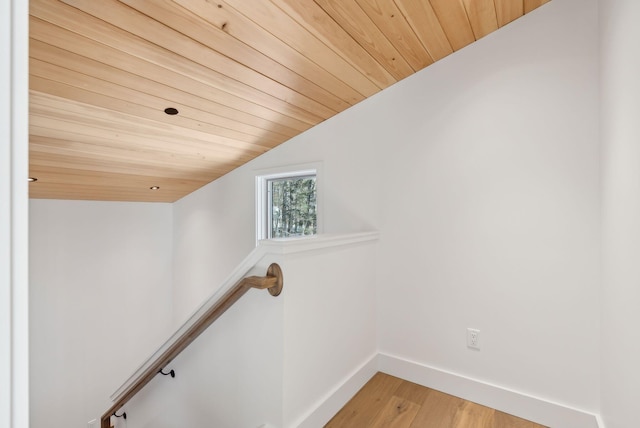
[29,0,551,202]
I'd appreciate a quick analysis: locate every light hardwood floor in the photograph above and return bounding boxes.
[325,372,547,428]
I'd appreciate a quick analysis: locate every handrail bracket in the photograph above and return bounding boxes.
[242,263,283,296]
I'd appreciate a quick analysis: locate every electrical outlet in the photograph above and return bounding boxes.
[467,328,480,350]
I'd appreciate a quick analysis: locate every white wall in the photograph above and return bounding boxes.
[377,0,601,412]
[172,0,601,417]
[172,174,258,326]
[281,239,378,427]
[600,1,640,427]
[29,200,173,428]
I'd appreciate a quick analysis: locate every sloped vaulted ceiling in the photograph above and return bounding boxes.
[29,0,551,202]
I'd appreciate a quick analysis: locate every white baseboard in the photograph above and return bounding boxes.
[293,352,602,428]
[293,353,378,428]
[378,353,600,428]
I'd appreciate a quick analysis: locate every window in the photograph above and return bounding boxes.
[256,167,319,242]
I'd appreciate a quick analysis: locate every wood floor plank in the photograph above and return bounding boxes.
[452,401,494,428]
[393,378,431,405]
[410,389,464,427]
[369,395,420,428]
[325,373,403,427]
[494,410,539,428]
[329,372,548,428]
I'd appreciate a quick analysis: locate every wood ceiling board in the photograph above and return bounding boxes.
[524,0,551,14]
[225,0,389,94]
[271,0,397,90]
[393,0,453,62]
[28,128,264,181]
[174,0,366,106]
[30,70,287,154]
[30,7,324,130]
[29,156,230,202]
[30,39,300,140]
[29,17,313,134]
[314,0,414,80]
[355,0,434,71]
[29,145,225,181]
[29,116,256,169]
[30,142,247,191]
[29,94,267,157]
[29,70,285,151]
[57,0,335,122]
[462,0,499,39]
[29,116,256,175]
[494,0,524,27]
[428,0,476,50]
[29,77,283,151]
[119,0,350,114]
[29,160,212,203]
[29,166,207,189]
[28,179,195,202]
[28,0,553,201]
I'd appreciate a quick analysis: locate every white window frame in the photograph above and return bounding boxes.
[255,162,323,245]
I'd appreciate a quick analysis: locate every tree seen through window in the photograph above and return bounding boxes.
[268,175,317,238]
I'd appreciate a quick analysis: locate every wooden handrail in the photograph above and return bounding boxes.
[100,263,283,428]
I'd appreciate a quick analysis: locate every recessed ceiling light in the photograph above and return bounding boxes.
[164,107,179,115]
[150,186,160,190]
[28,177,38,182]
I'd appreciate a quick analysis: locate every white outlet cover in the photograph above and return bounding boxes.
[467,328,480,350]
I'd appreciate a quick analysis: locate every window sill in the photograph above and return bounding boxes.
[258,231,379,255]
